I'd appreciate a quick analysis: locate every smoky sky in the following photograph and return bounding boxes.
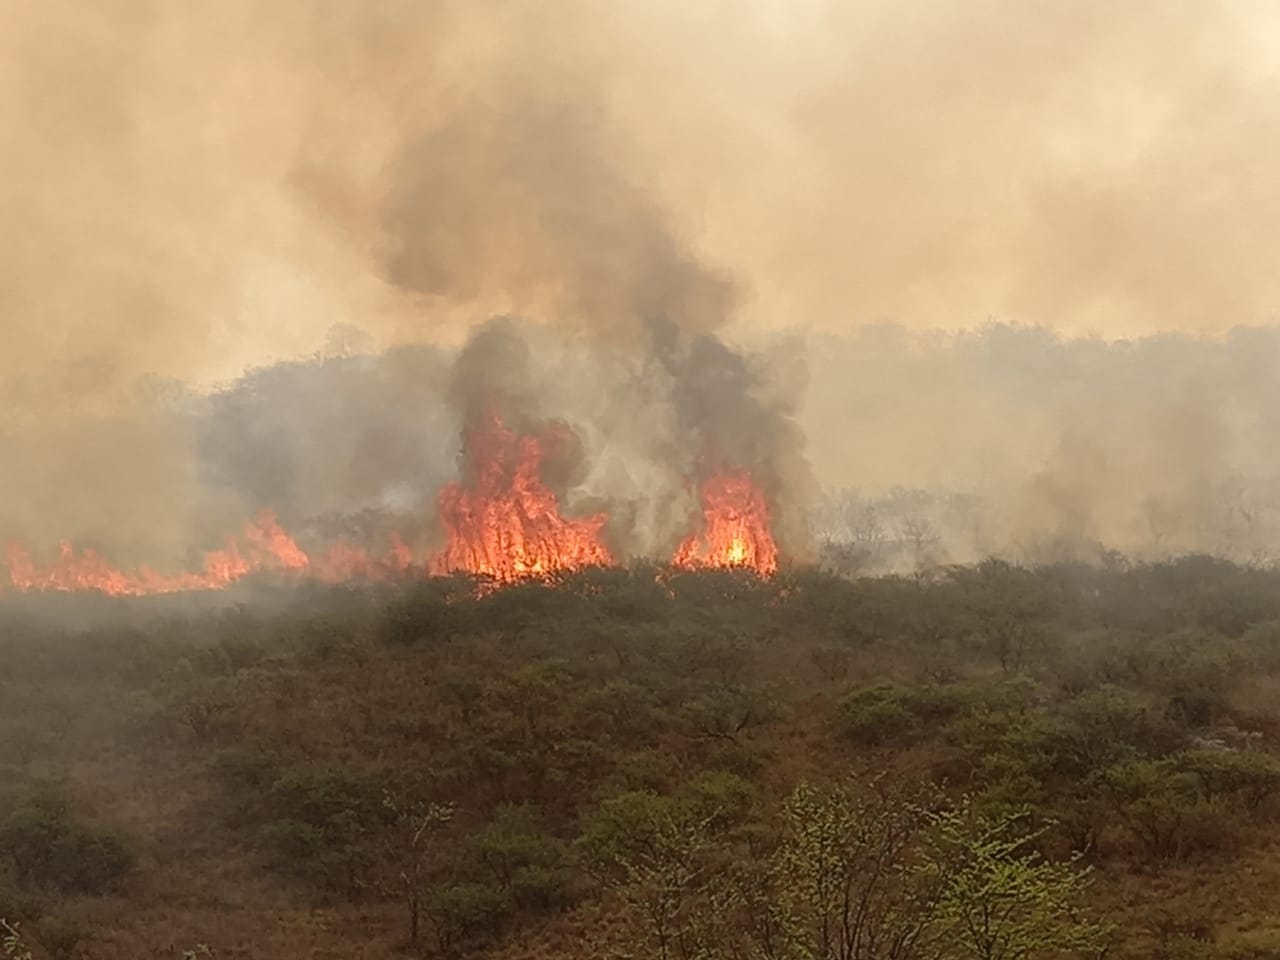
[4,0,1280,564]
[804,323,1280,563]
[5,0,1280,396]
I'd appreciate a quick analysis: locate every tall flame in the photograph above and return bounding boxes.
[431,413,612,581]
[672,468,778,576]
[2,422,787,595]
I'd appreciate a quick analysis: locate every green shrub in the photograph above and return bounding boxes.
[596,750,672,795]
[941,709,1055,785]
[377,580,468,645]
[0,794,133,895]
[973,772,1048,821]
[1102,760,1237,860]
[1050,686,1151,766]
[468,804,570,906]
[266,766,387,828]
[425,882,514,953]
[677,684,779,744]
[577,680,659,745]
[703,740,768,778]
[842,679,1038,748]
[840,689,915,746]
[259,766,388,890]
[1050,788,1113,854]
[1170,748,1280,813]
[194,633,266,675]
[1152,643,1237,727]
[677,770,757,830]
[576,791,677,877]
[509,863,577,912]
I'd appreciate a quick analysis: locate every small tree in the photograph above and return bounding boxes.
[381,791,454,949]
[769,779,947,960]
[468,804,573,911]
[612,814,716,960]
[952,560,1052,673]
[597,779,1109,960]
[578,792,720,960]
[679,684,778,746]
[1101,760,1233,861]
[928,802,1108,960]
[1172,749,1280,814]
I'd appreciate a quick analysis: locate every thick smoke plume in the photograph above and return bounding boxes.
[4,1,1280,569]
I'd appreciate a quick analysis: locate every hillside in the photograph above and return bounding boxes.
[5,558,1280,959]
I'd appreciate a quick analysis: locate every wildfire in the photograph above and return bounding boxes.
[672,468,778,576]
[431,413,612,581]
[314,533,413,583]
[3,422,784,596]
[3,510,412,598]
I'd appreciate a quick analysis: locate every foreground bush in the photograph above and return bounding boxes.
[0,790,133,897]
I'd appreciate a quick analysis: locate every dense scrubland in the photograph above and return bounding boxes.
[6,557,1280,959]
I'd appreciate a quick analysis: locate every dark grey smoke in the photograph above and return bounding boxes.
[369,37,814,560]
[196,344,456,532]
[658,331,815,556]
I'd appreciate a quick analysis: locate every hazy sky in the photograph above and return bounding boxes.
[4,0,1280,399]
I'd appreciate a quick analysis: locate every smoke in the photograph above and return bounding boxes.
[341,0,810,559]
[7,0,1280,362]
[430,312,812,560]
[659,332,815,556]
[195,344,456,533]
[4,0,1280,566]
[442,318,598,499]
[805,324,1280,566]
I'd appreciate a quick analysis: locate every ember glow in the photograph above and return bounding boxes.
[431,413,613,581]
[672,469,779,576]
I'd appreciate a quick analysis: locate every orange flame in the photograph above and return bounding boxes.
[312,536,412,584]
[3,509,414,597]
[431,413,612,581]
[243,510,310,572]
[672,468,778,576]
[3,424,785,596]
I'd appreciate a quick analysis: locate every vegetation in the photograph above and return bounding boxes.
[4,556,1280,957]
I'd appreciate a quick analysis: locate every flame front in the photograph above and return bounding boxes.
[2,424,782,596]
[672,468,778,576]
[3,510,410,598]
[431,413,612,581]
